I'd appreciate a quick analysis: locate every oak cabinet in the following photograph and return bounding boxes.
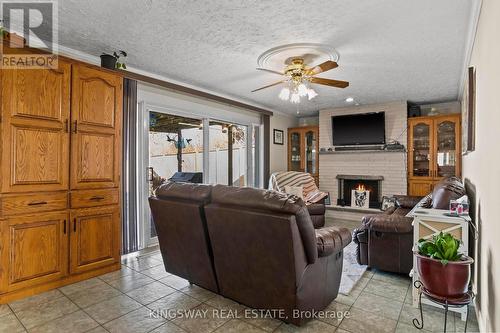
[0,212,69,293]
[70,206,120,275]
[0,53,123,303]
[408,114,461,196]
[287,126,319,184]
[71,64,122,190]
[0,60,71,193]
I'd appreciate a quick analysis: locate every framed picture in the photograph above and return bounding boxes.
[273,129,284,145]
[380,196,397,211]
[462,66,476,154]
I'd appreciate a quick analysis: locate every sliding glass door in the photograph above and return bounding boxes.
[139,106,260,248]
[208,121,248,186]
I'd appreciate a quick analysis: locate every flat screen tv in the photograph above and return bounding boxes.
[331,112,386,146]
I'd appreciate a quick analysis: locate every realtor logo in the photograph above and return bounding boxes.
[1,0,58,69]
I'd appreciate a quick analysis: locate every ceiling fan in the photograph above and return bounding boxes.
[252,58,349,103]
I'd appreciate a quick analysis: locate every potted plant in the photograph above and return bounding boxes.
[100,50,127,70]
[416,232,473,298]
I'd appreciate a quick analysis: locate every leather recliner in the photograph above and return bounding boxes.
[149,182,351,326]
[352,177,467,274]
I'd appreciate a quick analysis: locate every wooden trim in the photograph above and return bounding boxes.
[263,115,271,184]
[0,263,120,304]
[117,70,273,116]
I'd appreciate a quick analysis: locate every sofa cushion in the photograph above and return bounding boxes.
[155,182,212,204]
[431,177,466,209]
[211,185,318,264]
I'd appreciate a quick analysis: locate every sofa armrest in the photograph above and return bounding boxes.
[361,213,413,233]
[315,226,352,257]
[394,195,424,209]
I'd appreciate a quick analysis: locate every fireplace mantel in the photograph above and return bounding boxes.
[336,175,384,181]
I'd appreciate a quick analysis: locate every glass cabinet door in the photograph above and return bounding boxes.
[304,130,317,174]
[435,118,458,178]
[411,120,432,178]
[290,131,302,172]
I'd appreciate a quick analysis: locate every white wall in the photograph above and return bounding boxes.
[461,1,500,331]
[319,101,408,200]
[269,113,298,174]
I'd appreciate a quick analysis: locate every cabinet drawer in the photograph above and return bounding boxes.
[0,192,68,217]
[70,189,119,208]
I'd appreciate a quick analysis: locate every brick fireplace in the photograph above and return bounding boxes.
[337,175,384,209]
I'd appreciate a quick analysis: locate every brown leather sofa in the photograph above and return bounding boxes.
[149,182,351,325]
[352,177,466,274]
[307,199,326,228]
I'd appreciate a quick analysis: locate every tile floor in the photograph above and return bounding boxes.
[0,220,480,333]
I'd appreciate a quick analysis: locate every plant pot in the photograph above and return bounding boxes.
[416,253,473,298]
[100,54,117,69]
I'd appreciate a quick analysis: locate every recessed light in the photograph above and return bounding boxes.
[345,97,354,103]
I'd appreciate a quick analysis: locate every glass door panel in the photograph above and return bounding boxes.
[436,120,457,177]
[305,130,317,174]
[411,122,431,177]
[290,132,302,172]
[209,121,248,186]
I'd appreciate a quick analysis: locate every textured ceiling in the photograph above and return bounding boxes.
[58,0,473,115]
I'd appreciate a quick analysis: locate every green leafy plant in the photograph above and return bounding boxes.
[418,232,462,265]
[0,20,7,37]
[102,50,127,69]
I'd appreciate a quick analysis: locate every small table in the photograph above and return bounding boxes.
[413,280,474,332]
[410,208,470,321]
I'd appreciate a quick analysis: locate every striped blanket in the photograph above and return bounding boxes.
[268,171,328,204]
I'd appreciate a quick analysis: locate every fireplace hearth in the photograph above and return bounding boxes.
[336,175,383,209]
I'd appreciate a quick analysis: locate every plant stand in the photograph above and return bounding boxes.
[413,280,474,333]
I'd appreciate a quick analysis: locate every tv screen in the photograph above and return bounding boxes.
[331,112,386,146]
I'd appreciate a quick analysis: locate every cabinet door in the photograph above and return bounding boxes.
[0,212,68,293]
[433,116,461,179]
[408,180,433,197]
[70,64,122,190]
[0,60,71,193]
[288,130,303,172]
[304,129,318,176]
[408,118,434,180]
[69,206,120,274]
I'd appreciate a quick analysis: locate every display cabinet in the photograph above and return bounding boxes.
[287,126,319,184]
[408,114,461,196]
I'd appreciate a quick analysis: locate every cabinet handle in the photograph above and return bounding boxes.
[73,218,76,232]
[89,196,105,201]
[27,201,47,206]
[63,220,67,234]
[73,120,78,133]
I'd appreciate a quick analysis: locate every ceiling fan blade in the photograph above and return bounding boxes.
[251,81,284,92]
[256,68,284,76]
[307,60,338,75]
[310,77,349,88]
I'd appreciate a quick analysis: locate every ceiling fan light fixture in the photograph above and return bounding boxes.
[345,97,354,103]
[307,88,318,100]
[297,83,308,97]
[279,87,290,101]
[290,93,300,104]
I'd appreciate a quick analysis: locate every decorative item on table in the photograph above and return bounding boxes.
[351,184,370,208]
[380,196,397,211]
[450,195,469,216]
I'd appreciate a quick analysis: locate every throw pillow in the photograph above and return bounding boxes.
[284,185,304,199]
[406,193,432,218]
